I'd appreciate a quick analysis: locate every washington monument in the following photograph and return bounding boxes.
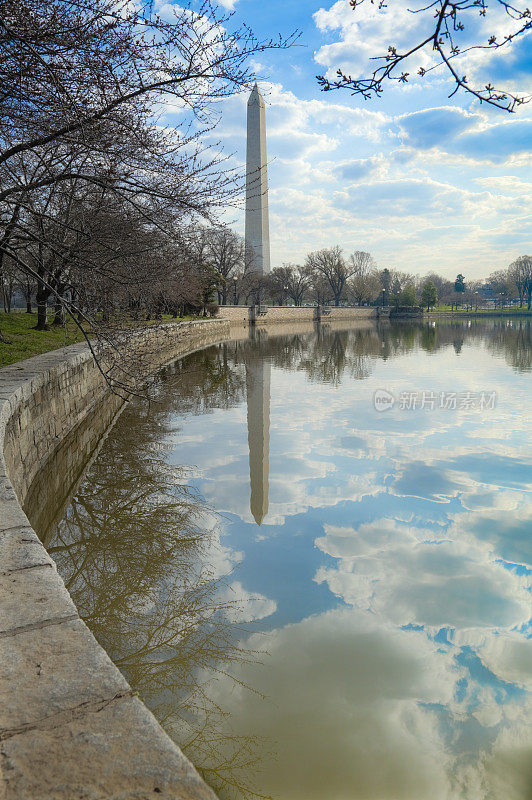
[245,84,270,274]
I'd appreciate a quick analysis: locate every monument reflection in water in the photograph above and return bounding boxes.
[39,320,532,800]
[246,353,271,525]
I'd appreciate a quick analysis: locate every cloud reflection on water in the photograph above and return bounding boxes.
[43,319,532,800]
[177,320,532,800]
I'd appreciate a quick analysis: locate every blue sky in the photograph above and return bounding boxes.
[163,0,532,279]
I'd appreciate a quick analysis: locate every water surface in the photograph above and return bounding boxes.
[40,320,532,800]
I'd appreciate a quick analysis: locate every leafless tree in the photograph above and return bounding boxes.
[266,266,290,305]
[346,251,378,305]
[509,255,532,308]
[0,0,295,370]
[347,270,382,306]
[284,263,311,306]
[317,0,531,112]
[305,246,356,306]
[0,0,295,203]
[307,270,332,306]
[204,227,245,306]
[15,266,35,313]
[268,263,310,306]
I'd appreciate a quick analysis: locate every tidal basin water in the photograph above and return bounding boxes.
[38,320,531,800]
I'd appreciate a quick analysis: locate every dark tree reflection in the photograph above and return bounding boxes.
[487,320,532,373]
[44,397,269,800]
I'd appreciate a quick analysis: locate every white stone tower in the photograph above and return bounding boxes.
[245,84,270,274]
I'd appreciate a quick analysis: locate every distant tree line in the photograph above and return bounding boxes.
[4,230,531,322]
[243,250,532,311]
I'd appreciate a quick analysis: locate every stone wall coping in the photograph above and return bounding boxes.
[0,319,228,800]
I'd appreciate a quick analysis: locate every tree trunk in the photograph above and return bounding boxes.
[34,266,51,330]
[52,298,64,326]
[35,299,49,330]
[26,299,32,313]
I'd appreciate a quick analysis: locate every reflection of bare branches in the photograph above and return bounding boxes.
[156,342,247,414]
[168,690,276,800]
[43,365,265,799]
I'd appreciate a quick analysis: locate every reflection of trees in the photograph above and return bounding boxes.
[232,322,526,385]
[44,398,266,800]
[231,318,532,381]
[298,330,348,385]
[420,326,438,353]
[486,320,532,373]
[234,327,381,385]
[233,319,532,386]
[155,342,247,414]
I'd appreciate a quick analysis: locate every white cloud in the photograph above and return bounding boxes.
[201,604,532,800]
[220,581,277,623]
[206,607,457,800]
[314,517,530,630]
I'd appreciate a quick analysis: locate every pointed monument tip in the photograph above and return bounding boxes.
[252,511,264,525]
[248,82,264,107]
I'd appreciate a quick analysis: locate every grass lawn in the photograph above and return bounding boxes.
[0,312,87,368]
[0,311,208,368]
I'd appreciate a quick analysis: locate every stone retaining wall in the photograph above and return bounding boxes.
[0,319,230,800]
[423,310,532,318]
[219,305,379,325]
[217,305,252,325]
[318,306,379,321]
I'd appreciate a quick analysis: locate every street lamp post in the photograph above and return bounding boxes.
[233,275,238,306]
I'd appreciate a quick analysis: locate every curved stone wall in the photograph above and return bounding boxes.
[0,319,230,800]
[218,304,380,326]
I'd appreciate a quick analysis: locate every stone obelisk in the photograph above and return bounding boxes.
[245,84,270,274]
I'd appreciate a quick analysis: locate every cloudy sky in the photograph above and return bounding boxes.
[165,0,531,279]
